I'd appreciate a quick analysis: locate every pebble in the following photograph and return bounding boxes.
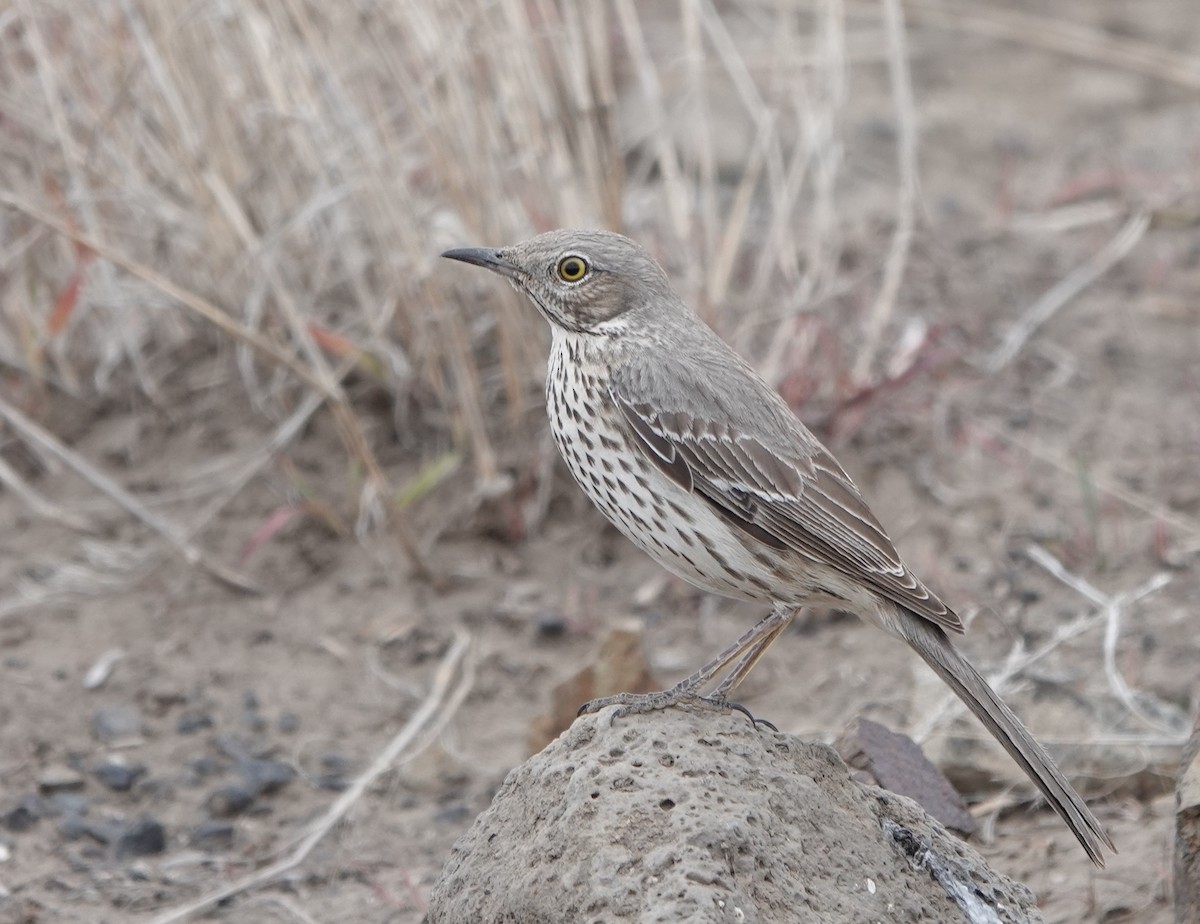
[176,711,214,735]
[38,765,85,793]
[535,614,567,639]
[116,818,166,858]
[48,793,89,817]
[93,759,147,793]
[240,758,295,795]
[434,803,471,825]
[277,711,300,734]
[189,820,235,851]
[205,785,256,818]
[184,755,223,785]
[1,796,44,832]
[91,704,143,742]
[58,814,91,840]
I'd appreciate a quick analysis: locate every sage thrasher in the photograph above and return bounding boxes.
[443,229,1112,865]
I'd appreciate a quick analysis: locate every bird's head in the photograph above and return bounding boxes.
[442,229,676,335]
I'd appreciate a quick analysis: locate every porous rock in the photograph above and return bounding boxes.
[427,708,1042,923]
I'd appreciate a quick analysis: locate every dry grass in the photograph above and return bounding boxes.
[0,0,868,566]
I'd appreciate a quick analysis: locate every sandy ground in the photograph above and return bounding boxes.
[2,4,1198,922]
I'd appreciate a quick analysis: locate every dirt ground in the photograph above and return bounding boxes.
[2,4,1199,923]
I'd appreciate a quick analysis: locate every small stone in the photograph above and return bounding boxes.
[91,704,143,742]
[434,803,471,825]
[277,711,301,734]
[316,775,349,792]
[58,814,90,840]
[93,759,147,793]
[38,765,85,794]
[320,752,351,774]
[2,796,44,832]
[240,758,295,795]
[48,793,89,817]
[535,614,567,639]
[115,818,166,858]
[176,711,213,735]
[184,755,223,784]
[205,786,256,818]
[189,820,235,851]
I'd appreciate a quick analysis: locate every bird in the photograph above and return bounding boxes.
[442,229,1113,866]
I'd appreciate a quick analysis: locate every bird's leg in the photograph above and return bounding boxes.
[705,607,797,701]
[578,607,792,724]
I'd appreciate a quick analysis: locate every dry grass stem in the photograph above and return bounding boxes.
[0,392,260,593]
[148,629,474,924]
[983,210,1150,373]
[909,0,1200,91]
[1025,544,1185,737]
[853,0,918,385]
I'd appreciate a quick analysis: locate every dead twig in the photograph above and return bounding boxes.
[982,210,1149,373]
[148,629,474,924]
[973,418,1200,543]
[909,0,1200,92]
[854,0,918,384]
[1025,543,1185,737]
[0,192,437,584]
[0,393,260,594]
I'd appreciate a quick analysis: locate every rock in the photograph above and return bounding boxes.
[2,796,45,832]
[93,759,147,793]
[176,711,213,735]
[47,793,88,817]
[204,786,257,818]
[278,711,301,734]
[90,704,143,742]
[838,717,977,836]
[38,765,85,794]
[428,709,1043,924]
[116,818,166,857]
[190,820,235,851]
[58,814,91,841]
[1176,712,1200,924]
[239,758,295,795]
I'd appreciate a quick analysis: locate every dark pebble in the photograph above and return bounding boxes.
[242,691,260,711]
[94,760,147,793]
[239,758,295,795]
[213,732,269,760]
[277,711,300,734]
[316,774,349,792]
[189,820,236,851]
[116,818,166,857]
[535,613,567,639]
[48,792,89,817]
[320,752,351,774]
[176,711,214,735]
[185,755,223,784]
[91,704,143,742]
[205,785,257,818]
[434,803,471,825]
[2,795,45,832]
[58,813,91,840]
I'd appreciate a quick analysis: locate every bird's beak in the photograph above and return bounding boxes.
[441,247,520,279]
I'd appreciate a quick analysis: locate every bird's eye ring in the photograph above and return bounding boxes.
[556,255,590,283]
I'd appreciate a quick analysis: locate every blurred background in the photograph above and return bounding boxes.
[0,1,1197,921]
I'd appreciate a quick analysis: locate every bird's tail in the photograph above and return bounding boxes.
[897,613,1114,866]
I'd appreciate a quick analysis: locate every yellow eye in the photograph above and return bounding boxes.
[556,255,590,283]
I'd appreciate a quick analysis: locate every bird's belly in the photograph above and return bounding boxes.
[545,355,787,605]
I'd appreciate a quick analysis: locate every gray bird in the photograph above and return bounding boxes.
[443,229,1113,866]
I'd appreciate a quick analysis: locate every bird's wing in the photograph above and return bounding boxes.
[610,360,962,634]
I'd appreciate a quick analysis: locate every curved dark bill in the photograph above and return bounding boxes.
[441,247,519,278]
